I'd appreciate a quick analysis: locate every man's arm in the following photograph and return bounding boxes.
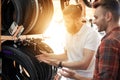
[61,48,95,70]
[36,50,68,62]
[36,48,95,69]
[59,68,92,80]
[93,39,119,80]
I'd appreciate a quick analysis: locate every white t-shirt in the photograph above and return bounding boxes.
[61,24,101,80]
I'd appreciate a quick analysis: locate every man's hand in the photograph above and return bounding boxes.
[58,69,76,79]
[36,51,60,67]
[36,57,60,67]
[36,50,51,61]
[58,69,90,80]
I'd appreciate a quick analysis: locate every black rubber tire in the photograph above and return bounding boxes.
[18,39,54,80]
[1,40,57,80]
[2,0,54,35]
[60,0,92,8]
[83,0,92,8]
[2,0,39,35]
[29,0,54,34]
[1,45,39,80]
[18,47,45,80]
[60,0,66,11]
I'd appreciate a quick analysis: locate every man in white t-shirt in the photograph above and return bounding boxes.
[36,4,101,80]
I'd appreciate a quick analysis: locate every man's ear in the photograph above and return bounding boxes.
[105,12,112,22]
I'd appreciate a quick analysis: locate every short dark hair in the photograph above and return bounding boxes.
[63,4,82,19]
[93,0,120,22]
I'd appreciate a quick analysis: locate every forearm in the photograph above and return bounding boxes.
[61,61,88,70]
[74,74,92,80]
[61,49,95,70]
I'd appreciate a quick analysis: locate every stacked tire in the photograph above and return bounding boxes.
[1,0,56,80]
[2,0,54,35]
[1,39,56,80]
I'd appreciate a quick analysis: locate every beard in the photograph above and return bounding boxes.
[98,25,107,32]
